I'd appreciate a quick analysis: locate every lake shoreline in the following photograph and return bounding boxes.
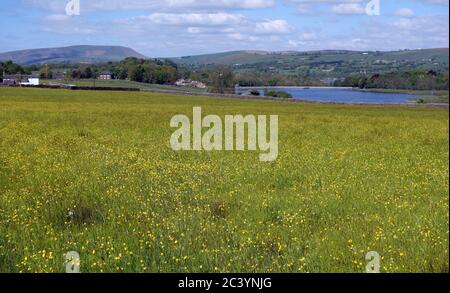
[236,86,449,105]
[142,87,449,108]
[238,86,354,90]
[238,86,446,95]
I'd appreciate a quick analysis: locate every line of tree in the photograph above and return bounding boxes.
[191,66,235,94]
[5,59,448,92]
[334,70,449,91]
[66,57,181,85]
[0,61,55,80]
[234,71,323,87]
[0,58,236,93]
[0,61,27,81]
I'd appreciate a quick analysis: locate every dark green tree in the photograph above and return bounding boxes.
[208,66,235,94]
[129,65,145,82]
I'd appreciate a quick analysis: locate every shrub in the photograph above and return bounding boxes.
[264,89,293,99]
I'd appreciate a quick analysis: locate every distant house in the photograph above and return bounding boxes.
[53,71,66,80]
[191,81,207,89]
[20,78,40,86]
[2,74,39,86]
[175,79,188,86]
[320,78,338,85]
[175,78,207,89]
[98,71,112,80]
[2,75,19,85]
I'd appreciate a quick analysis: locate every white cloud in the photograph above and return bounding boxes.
[362,14,449,49]
[300,32,318,40]
[20,0,450,56]
[226,33,259,41]
[94,0,276,10]
[26,0,275,11]
[420,0,449,5]
[287,12,449,52]
[331,3,365,14]
[42,26,95,35]
[144,12,245,26]
[45,14,71,21]
[286,0,366,14]
[255,19,292,34]
[187,27,203,34]
[395,8,415,18]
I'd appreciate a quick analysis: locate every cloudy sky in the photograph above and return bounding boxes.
[0,0,448,57]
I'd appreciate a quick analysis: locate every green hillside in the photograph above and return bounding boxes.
[172,48,449,78]
[0,45,147,65]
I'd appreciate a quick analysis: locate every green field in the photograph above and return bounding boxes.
[0,87,448,273]
[361,89,449,104]
[41,79,208,94]
[418,94,450,104]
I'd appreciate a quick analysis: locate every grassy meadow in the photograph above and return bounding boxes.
[0,87,448,273]
[40,79,208,94]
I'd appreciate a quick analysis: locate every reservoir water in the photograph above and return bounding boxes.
[237,87,425,104]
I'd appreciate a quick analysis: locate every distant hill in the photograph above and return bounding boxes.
[172,48,449,78]
[0,45,147,65]
[172,50,353,66]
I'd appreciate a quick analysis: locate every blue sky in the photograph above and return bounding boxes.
[0,0,448,57]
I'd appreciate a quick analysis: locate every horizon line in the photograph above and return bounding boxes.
[0,45,449,60]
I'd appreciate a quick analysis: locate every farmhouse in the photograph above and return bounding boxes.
[2,75,18,85]
[20,77,40,86]
[1,74,39,86]
[175,78,207,89]
[53,71,67,80]
[98,71,112,80]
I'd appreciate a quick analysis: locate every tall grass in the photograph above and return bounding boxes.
[0,88,448,272]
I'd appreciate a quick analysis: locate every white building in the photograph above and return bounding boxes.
[175,78,207,89]
[20,78,40,86]
[98,72,112,80]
